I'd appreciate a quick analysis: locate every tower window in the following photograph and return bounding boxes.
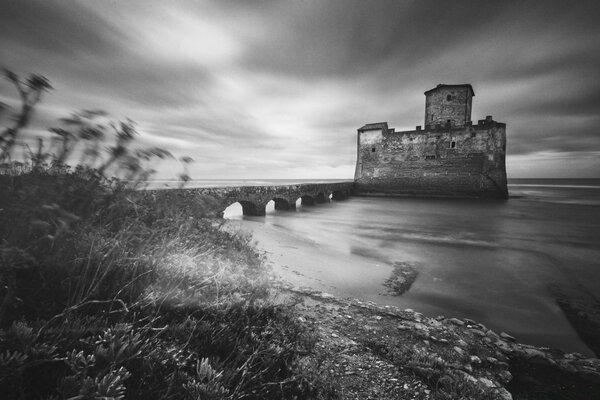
[449,140,456,149]
[447,94,452,101]
[371,147,376,152]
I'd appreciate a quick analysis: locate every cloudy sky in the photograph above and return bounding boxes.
[1,0,599,179]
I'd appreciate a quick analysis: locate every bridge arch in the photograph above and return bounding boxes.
[272,197,294,211]
[300,195,315,206]
[238,200,265,216]
[315,192,328,203]
[331,190,347,201]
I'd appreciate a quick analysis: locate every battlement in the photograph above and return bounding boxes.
[354,85,508,199]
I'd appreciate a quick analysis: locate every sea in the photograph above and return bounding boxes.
[152,178,600,356]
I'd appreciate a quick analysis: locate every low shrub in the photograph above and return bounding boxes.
[0,168,334,399]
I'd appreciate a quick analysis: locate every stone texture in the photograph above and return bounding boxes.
[424,84,474,129]
[142,182,354,217]
[354,85,508,199]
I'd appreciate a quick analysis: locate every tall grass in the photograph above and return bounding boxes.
[0,166,334,399]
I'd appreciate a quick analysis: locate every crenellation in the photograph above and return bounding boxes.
[354,84,508,198]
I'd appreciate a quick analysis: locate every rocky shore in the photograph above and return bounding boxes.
[279,285,600,399]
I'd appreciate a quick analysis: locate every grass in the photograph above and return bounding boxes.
[0,166,335,399]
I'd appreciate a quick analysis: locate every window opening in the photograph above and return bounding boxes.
[425,155,436,160]
[449,140,456,149]
[447,94,452,101]
[371,147,376,152]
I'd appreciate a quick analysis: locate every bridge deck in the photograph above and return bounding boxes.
[143,181,355,217]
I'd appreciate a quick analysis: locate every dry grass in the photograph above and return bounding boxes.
[0,167,334,399]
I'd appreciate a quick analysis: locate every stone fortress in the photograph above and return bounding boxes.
[354,84,508,198]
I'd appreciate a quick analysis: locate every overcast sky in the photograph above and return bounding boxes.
[1,0,599,179]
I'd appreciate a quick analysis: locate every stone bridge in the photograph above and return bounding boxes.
[146,181,355,217]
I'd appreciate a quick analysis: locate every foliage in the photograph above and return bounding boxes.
[0,69,52,163]
[0,69,333,398]
[0,168,333,399]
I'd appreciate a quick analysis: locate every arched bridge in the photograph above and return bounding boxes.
[145,181,354,217]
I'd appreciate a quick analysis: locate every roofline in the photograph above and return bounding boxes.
[424,84,475,97]
[358,122,388,132]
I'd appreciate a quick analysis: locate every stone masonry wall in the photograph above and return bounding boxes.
[425,86,472,129]
[139,181,355,217]
[354,121,508,198]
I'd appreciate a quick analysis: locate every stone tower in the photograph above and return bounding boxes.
[424,84,474,129]
[354,84,508,199]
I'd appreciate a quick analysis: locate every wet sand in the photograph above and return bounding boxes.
[224,188,600,356]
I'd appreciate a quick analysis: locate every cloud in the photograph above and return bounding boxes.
[1,0,600,179]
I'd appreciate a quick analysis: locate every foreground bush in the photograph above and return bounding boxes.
[0,168,333,399]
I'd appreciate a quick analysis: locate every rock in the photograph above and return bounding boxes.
[470,355,482,364]
[470,328,486,337]
[454,346,465,356]
[478,377,496,388]
[486,329,499,339]
[447,318,465,326]
[500,332,516,342]
[495,387,513,400]
[495,340,514,353]
[522,348,556,366]
[498,369,512,384]
[429,319,442,328]
[414,323,428,331]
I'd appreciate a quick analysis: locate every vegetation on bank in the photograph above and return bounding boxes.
[0,69,334,399]
[0,167,337,399]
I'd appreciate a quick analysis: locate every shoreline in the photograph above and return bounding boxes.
[228,215,596,357]
[276,285,600,399]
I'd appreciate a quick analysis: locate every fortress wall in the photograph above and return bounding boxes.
[354,122,507,198]
[425,86,472,128]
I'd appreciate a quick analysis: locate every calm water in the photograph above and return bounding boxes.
[223,179,600,356]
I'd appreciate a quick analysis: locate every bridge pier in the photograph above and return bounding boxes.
[315,192,328,203]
